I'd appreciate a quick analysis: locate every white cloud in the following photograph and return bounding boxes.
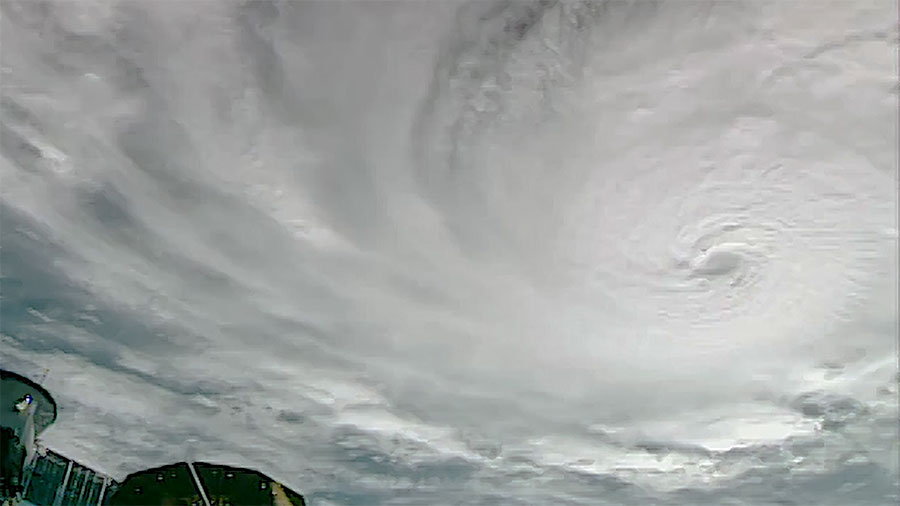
[1,1,896,504]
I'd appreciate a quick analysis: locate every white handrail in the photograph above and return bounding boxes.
[186,461,212,506]
[96,477,109,506]
[51,461,73,506]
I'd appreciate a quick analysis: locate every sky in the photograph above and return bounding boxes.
[1,1,898,505]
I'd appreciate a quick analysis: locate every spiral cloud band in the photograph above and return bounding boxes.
[1,1,897,505]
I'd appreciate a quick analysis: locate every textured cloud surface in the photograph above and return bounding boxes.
[1,1,897,504]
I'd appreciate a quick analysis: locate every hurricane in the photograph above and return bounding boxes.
[1,1,897,505]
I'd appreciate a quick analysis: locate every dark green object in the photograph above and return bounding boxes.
[109,461,305,506]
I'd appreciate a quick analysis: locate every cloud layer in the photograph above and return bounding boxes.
[1,1,897,504]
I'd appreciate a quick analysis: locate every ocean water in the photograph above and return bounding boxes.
[1,1,897,504]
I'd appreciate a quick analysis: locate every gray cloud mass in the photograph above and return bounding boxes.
[1,1,897,505]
